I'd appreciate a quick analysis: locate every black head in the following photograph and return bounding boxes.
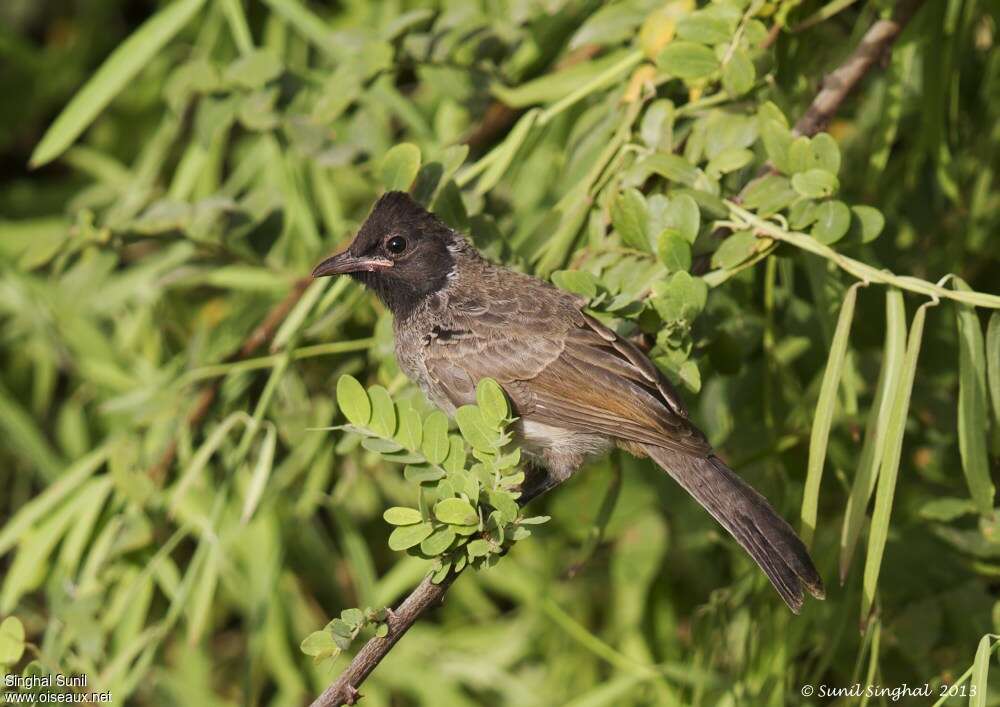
[311,192,464,316]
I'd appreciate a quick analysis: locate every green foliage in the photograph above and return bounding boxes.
[332,375,545,585]
[2,0,1000,705]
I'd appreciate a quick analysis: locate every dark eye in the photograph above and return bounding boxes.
[385,236,407,254]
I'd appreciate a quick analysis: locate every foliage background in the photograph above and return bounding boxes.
[1,0,999,705]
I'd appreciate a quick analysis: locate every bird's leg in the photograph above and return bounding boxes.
[518,463,560,505]
[519,450,583,504]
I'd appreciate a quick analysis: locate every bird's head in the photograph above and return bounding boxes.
[311,191,464,316]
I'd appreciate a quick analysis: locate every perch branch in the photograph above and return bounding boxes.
[310,475,553,707]
[310,3,931,703]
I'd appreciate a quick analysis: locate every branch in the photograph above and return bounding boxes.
[147,277,311,484]
[310,3,932,703]
[727,203,1000,309]
[693,0,926,275]
[310,473,553,707]
[792,0,925,137]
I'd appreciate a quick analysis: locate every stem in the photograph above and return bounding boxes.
[729,203,1000,309]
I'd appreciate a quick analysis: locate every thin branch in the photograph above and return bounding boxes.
[310,474,553,707]
[728,203,1000,309]
[311,2,931,703]
[693,0,926,275]
[792,0,925,137]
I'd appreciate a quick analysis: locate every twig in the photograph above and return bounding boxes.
[147,277,311,484]
[792,0,925,137]
[310,473,553,707]
[728,203,1000,309]
[693,0,926,275]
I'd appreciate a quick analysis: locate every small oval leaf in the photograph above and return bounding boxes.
[337,375,371,426]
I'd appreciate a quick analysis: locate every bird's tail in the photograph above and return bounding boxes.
[643,444,825,613]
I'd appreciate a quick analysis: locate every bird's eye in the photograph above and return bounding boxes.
[385,236,407,254]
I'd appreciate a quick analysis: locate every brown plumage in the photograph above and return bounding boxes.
[312,191,825,613]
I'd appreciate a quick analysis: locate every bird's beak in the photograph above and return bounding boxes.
[311,250,394,278]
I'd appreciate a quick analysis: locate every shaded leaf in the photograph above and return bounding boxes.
[388,522,434,551]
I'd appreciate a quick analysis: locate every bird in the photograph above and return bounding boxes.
[312,190,825,613]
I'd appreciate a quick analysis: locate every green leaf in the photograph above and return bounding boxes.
[466,539,491,558]
[665,193,700,243]
[388,522,434,551]
[657,41,719,80]
[455,406,496,451]
[711,231,758,270]
[787,136,812,174]
[476,379,509,427]
[651,271,708,323]
[341,608,365,628]
[570,5,646,49]
[491,49,635,107]
[361,437,403,454]
[811,200,851,244]
[421,411,450,465]
[379,143,421,192]
[434,498,478,526]
[383,507,423,526]
[862,298,934,621]
[430,562,452,584]
[30,0,207,167]
[367,385,397,438]
[611,188,649,251]
[488,490,519,524]
[328,618,353,638]
[241,423,276,524]
[851,205,885,243]
[741,175,797,216]
[224,49,283,88]
[971,635,992,707]
[552,270,599,299]
[634,153,700,187]
[801,282,862,547]
[722,48,755,97]
[432,179,468,230]
[676,13,731,44]
[640,99,674,151]
[955,278,995,516]
[404,464,444,484]
[474,109,538,196]
[918,497,977,522]
[300,630,337,659]
[706,147,754,178]
[987,313,1000,426]
[810,132,842,174]
[419,526,456,556]
[788,199,818,229]
[758,117,792,173]
[337,375,371,427]
[656,230,692,273]
[791,169,839,199]
[0,616,25,665]
[678,359,701,393]
[395,404,423,451]
[839,289,905,581]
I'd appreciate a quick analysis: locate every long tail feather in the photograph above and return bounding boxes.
[643,445,825,613]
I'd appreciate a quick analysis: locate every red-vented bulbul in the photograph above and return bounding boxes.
[312,191,824,612]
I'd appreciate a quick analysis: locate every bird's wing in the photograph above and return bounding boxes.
[423,289,709,457]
